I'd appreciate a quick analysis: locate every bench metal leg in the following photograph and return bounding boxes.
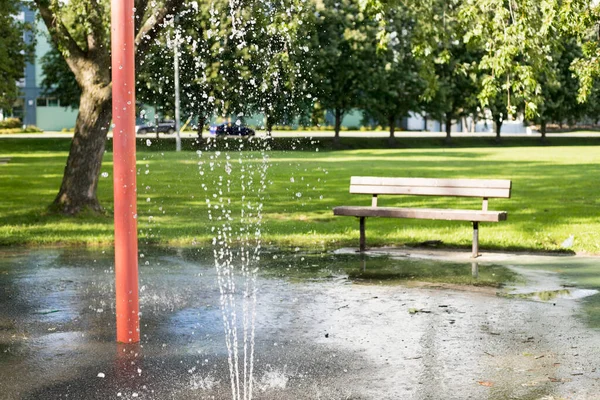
[359,217,366,252]
[472,221,479,258]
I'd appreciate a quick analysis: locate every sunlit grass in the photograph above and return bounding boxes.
[1,137,600,253]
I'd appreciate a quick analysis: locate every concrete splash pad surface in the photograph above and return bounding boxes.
[1,248,599,399]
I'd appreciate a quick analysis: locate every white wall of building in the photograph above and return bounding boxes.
[405,112,536,134]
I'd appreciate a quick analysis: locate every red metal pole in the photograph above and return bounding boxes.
[111,0,139,343]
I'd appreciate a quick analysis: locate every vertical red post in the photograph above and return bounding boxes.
[111,0,139,343]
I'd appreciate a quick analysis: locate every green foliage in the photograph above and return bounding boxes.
[136,0,314,131]
[309,0,379,135]
[528,37,587,135]
[360,5,426,136]
[364,0,599,120]
[40,44,81,109]
[421,1,480,134]
[0,0,34,111]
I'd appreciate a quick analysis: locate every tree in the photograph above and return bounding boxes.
[311,0,377,143]
[33,0,186,215]
[422,0,480,143]
[249,0,316,134]
[158,0,315,137]
[367,0,598,123]
[583,79,600,125]
[361,5,425,145]
[136,34,178,138]
[0,1,34,113]
[458,0,591,120]
[528,37,586,140]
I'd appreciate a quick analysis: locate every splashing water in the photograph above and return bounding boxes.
[141,0,311,397]
[200,136,270,400]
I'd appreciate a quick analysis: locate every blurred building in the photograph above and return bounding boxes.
[17,3,78,131]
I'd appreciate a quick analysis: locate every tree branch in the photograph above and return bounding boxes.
[86,0,108,56]
[33,0,86,62]
[135,0,187,63]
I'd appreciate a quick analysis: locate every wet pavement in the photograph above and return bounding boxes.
[1,247,600,399]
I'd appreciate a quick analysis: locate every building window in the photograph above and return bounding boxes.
[36,98,47,107]
[47,98,59,107]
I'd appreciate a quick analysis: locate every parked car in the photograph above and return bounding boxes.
[136,120,176,135]
[210,123,255,136]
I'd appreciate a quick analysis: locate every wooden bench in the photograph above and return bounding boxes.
[333,177,512,257]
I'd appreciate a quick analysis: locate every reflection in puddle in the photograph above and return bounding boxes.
[501,288,599,302]
[500,265,599,303]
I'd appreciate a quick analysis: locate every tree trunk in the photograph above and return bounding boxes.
[334,108,343,145]
[540,119,547,142]
[266,115,274,136]
[196,114,206,142]
[494,115,503,142]
[154,104,160,139]
[445,114,452,144]
[388,114,396,147]
[51,86,112,214]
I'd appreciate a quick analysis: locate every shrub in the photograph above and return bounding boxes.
[0,118,22,129]
[0,126,42,135]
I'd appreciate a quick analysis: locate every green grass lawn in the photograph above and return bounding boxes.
[1,137,599,254]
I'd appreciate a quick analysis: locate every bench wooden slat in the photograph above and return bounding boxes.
[351,176,512,189]
[334,206,507,222]
[350,185,511,198]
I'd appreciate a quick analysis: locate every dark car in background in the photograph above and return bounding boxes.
[210,123,255,136]
[136,120,176,135]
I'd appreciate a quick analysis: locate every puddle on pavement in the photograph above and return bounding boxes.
[1,247,600,399]
[234,250,520,288]
[495,259,600,329]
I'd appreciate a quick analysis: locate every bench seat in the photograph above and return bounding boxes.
[334,206,507,222]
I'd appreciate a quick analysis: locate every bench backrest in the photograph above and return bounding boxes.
[350,177,512,199]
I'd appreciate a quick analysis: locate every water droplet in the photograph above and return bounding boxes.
[290,177,295,183]
[97,373,105,378]
[146,139,152,146]
[101,172,109,178]
[295,192,302,198]
[146,198,151,202]
[133,214,138,219]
